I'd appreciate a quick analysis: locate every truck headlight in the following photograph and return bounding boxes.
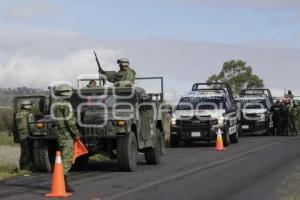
[117,120,126,127]
[218,116,224,126]
[36,123,45,129]
[171,117,177,126]
[258,114,266,121]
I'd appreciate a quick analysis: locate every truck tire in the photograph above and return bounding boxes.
[32,140,55,172]
[223,128,230,147]
[170,134,180,148]
[145,129,162,165]
[264,121,270,136]
[230,126,239,144]
[117,132,138,172]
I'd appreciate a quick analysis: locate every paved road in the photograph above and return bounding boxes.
[0,136,300,200]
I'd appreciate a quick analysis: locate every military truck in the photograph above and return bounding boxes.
[13,77,169,172]
[237,89,274,136]
[170,83,239,147]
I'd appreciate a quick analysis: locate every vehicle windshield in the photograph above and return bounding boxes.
[69,93,135,111]
[240,98,268,109]
[176,96,228,110]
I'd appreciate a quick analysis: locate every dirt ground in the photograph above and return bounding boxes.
[0,145,20,165]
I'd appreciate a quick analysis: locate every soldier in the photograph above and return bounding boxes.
[108,58,136,87]
[281,99,290,136]
[15,100,35,170]
[272,100,283,136]
[285,90,294,100]
[290,101,299,136]
[53,84,80,192]
[87,80,97,88]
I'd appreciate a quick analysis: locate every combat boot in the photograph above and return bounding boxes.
[64,175,74,192]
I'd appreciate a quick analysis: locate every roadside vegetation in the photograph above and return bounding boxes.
[278,167,300,200]
[0,131,16,146]
[0,162,19,180]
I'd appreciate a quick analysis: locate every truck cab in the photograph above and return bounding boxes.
[170,83,239,147]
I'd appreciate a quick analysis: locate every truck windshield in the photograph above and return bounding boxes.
[69,93,135,111]
[240,99,268,109]
[176,96,228,110]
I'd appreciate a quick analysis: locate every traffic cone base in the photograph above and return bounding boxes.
[46,151,72,198]
[215,129,225,151]
[46,193,72,198]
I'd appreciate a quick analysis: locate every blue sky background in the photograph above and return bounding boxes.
[1,0,299,47]
[0,0,300,99]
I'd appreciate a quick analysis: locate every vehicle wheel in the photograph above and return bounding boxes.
[184,140,193,146]
[145,129,162,165]
[263,125,270,136]
[72,155,89,171]
[222,128,230,147]
[170,134,180,148]
[117,132,138,172]
[32,140,56,172]
[230,126,239,144]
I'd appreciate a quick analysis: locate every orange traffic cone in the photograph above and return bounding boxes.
[73,139,88,164]
[46,151,72,198]
[215,128,225,151]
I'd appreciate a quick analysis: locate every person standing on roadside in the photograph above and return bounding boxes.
[53,84,81,192]
[272,100,283,136]
[290,101,299,136]
[15,100,35,170]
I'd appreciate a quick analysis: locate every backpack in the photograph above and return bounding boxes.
[14,111,29,142]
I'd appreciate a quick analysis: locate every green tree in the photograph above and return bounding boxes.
[207,60,264,95]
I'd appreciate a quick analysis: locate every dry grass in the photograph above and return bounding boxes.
[278,167,300,200]
[0,131,16,146]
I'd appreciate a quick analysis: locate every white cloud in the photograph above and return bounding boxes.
[5,1,61,20]
[0,45,123,88]
[0,28,300,101]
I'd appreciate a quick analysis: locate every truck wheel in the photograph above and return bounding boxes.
[230,126,239,144]
[184,140,193,146]
[145,129,162,165]
[264,124,270,136]
[117,132,138,172]
[170,134,180,148]
[32,140,56,172]
[223,128,230,147]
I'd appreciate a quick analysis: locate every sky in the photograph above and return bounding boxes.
[0,0,300,100]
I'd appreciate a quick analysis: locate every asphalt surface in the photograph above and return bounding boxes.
[1,136,300,200]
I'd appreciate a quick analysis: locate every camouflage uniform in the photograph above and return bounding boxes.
[15,101,35,170]
[282,104,290,136]
[53,99,80,175]
[290,103,300,136]
[114,68,136,87]
[108,58,136,87]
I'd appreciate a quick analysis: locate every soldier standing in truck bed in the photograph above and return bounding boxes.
[107,58,136,87]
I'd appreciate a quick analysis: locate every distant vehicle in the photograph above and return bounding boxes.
[237,89,274,136]
[170,83,239,147]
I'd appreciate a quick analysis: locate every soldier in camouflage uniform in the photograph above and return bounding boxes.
[87,80,97,88]
[290,101,299,136]
[53,84,80,192]
[15,100,35,170]
[282,99,291,136]
[108,58,136,87]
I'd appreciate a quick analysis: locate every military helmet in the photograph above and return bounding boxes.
[117,58,129,65]
[55,84,73,96]
[21,100,32,110]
